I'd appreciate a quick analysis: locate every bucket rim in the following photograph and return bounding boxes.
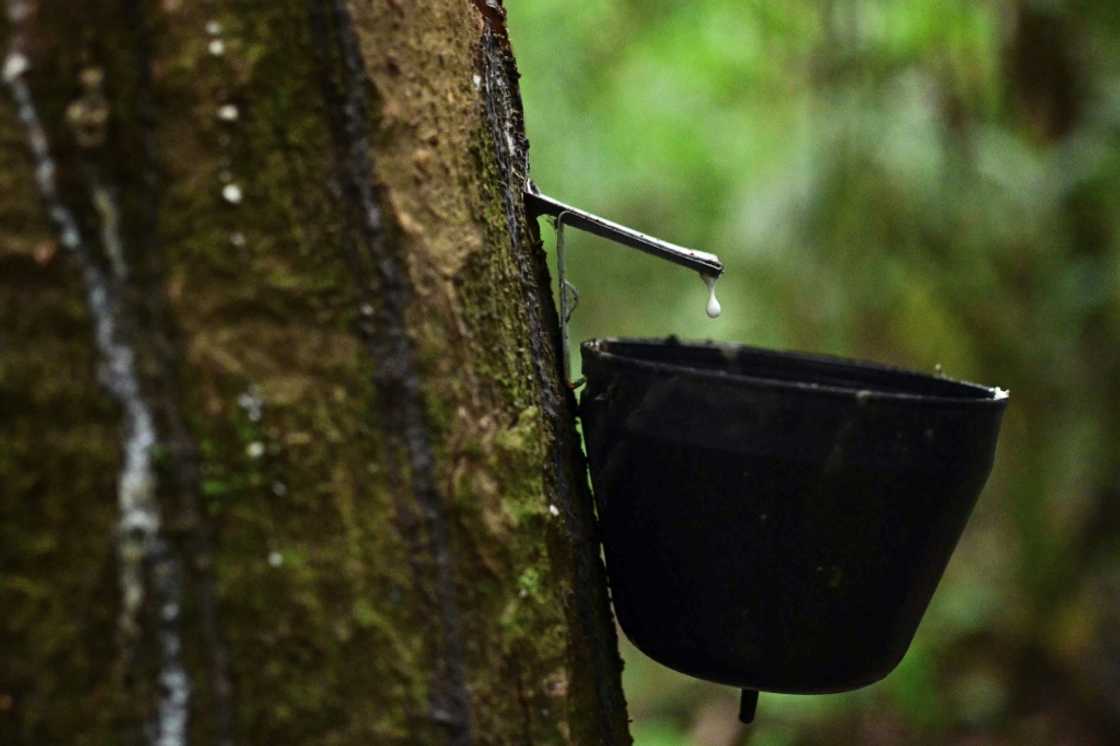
[581,337,1009,409]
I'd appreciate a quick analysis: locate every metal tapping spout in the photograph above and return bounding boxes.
[524,180,724,278]
[524,180,725,387]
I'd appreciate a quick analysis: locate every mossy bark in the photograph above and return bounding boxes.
[0,1,631,744]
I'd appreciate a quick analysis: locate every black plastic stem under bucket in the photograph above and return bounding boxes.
[579,338,1008,722]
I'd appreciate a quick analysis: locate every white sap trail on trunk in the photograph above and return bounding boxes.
[4,13,189,744]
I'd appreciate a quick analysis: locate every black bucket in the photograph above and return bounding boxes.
[579,338,1008,721]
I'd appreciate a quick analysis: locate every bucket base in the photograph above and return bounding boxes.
[739,690,758,724]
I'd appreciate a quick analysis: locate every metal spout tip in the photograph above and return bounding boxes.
[739,689,759,724]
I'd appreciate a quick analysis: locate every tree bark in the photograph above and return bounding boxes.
[0,1,631,744]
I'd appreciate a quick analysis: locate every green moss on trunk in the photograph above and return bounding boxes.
[1,1,630,745]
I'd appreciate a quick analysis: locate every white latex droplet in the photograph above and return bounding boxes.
[701,273,721,319]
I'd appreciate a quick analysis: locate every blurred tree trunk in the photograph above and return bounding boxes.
[0,1,631,744]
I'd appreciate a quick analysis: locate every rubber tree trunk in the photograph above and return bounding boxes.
[0,1,631,744]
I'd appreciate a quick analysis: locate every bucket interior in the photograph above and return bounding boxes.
[589,338,1002,402]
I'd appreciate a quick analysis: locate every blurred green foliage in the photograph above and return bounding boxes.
[509,1,1120,744]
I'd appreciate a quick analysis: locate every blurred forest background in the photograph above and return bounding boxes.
[509,1,1120,744]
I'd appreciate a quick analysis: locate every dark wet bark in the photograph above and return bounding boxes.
[0,1,631,744]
